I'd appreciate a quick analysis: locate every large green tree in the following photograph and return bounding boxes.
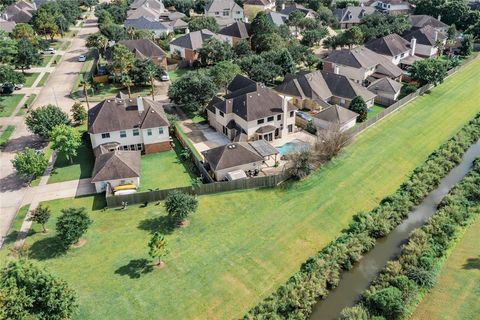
[349,96,368,122]
[112,44,135,83]
[197,38,234,66]
[301,27,328,47]
[0,64,25,87]
[71,102,87,124]
[15,39,41,73]
[164,190,198,225]
[365,287,405,319]
[33,8,59,40]
[188,16,219,32]
[250,11,277,52]
[0,259,78,320]
[130,59,164,100]
[11,148,48,183]
[12,23,38,45]
[25,104,70,138]
[0,32,18,64]
[410,58,447,86]
[50,124,81,163]
[56,207,93,249]
[209,61,241,93]
[86,32,109,58]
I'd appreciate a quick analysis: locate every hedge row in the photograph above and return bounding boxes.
[340,158,480,320]
[244,113,480,319]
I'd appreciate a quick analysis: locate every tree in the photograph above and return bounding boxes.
[342,26,364,48]
[56,207,93,249]
[99,23,127,41]
[252,32,285,53]
[86,33,109,58]
[0,32,18,64]
[288,11,306,36]
[167,71,218,114]
[365,287,405,319]
[25,105,69,138]
[305,53,320,70]
[349,96,368,122]
[50,124,81,163]
[323,35,341,51]
[340,305,369,320]
[197,38,234,66]
[359,13,411,41]
[12,23,38,45]
[249,61,282,84]
[121,74,134,98]
[0,64,25,87]
[250,11,276,52]
[289,150,312,180]
[112,44,135,80]
[398,84,417,99]
[0,259,78,320]
[460,34,474,56]
[233,39,253,58]
[310,125,350,165]
[164,190,198,225]
[301,28,328,47]
[209,61,241,93]
[71,102,87,124]
[130,59,163,100]
[188,16,219,32]
[33,8,59,40]
[29,204,51,233]
[410,58,447,86]
[15,39,41,73]
[11,148,48,183]
[148,232,169,266]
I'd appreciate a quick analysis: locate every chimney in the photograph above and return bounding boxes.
[437,14,441,22]
[434,30,438,42]
[281,3,285,10]
[137,97,144,113]
[244,16,249,23]
[281,95,289,137]
[410,37,416,56]
[185,27,190,34]
[334,64,340,75]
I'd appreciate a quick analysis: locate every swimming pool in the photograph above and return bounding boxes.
[276,139,310,155]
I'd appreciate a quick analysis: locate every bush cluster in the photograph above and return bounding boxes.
[244,113,480,319]
[342,158,480,320]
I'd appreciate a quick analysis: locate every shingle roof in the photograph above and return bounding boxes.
[205,0,242,13]
[244,0,272,6]
[266,11,288,27]
[119,39,166,60]
[227,74,256,93]
[409,15,448,29]
[313,105,359,125]
[202,143,263,171]
[127,6,161,20]
[170,29,218,50]
[365,33,410,57]
[88,97,169,134]
[130,0,165,11]
[402,25,446,46]
[218,21,250,39]
[367,77,402,94]
[280,3,315,16]
[124,17,170,31]
[91,150,141,182]
[334,6,375,24]
[0,19,16,32]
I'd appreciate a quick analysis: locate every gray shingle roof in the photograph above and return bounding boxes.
[0,19,16,32]
[266,11,288,27]
[205,0,242,14]
[365,33,410,57]
[130,0,165,11]
[119,39,166,60]
[124,17,170,31]
[367,77,402,94]
[313,105,359,124]
[227,74,256,92]
[91,150,141,182]
[170,29,220,50]
[334,6,375,24]
[127,6,161,20]
[202,143,263,171]
[218,21,250,39]
[402,25,446,46]
[409,15,448,29]
[279,3,315,16]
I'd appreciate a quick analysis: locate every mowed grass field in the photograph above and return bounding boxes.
[2,58,480,320]
[411,214,480,320]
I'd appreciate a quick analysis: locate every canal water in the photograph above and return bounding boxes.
[310,140,480,320]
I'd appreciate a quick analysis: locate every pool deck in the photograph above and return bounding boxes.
[270,131,317,148]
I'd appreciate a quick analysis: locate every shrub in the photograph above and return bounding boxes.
[164,190,198,225]
[56,207,92,249]
[365,287,405,319]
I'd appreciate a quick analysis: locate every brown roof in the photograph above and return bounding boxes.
[119,39,166,60]
[365,34,410,57]
[218,21,250,39]
[88,97,169,134]
[170,29,219,50]
[409,15,448,30]
[202,143,263,171]
[313,105,359,125]
[334,6,375,24]
[368,77,402,94]
[91,150,141,182]
[402,25,447,46]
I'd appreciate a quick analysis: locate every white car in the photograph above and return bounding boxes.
[40,48,56,54]
[14,84,24,90]
[78,55,87,62]
[160,73,170,81]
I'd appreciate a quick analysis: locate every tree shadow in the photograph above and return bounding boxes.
[138,215,175,235]
[28,236,67,260]
[114,258,153,279]
[463,257,480,270]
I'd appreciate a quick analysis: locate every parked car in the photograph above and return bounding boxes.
[296,111,312,122]
[40,48,56,54]
[14,84,24,90]
[78,55,87,62]
[160,72,170,81]
[1,85,15,95]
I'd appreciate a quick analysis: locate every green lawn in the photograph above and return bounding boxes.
[0,94,24,117]
[167,68,187,82]
[0,125,15,148]
[17,94,37,116]
[2,58,480,320]
[47,126,95,184]
[411,215,480,320]
[1,205,31,247]
[37,72,50,87]
[37,55,53,67]
[139,140,193,191]
[23,72,40,87]
[87,83,152,102]
[366,104,386,120]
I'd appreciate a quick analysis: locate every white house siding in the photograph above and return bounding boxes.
[214,161,263,181]
[384,50,410,65]
[414,43,437,57]
[141,126,170,145]
[245,112,296,138]
[90,126,170,151]
[313,118,356,132]
[94,177,140,193]
[335,64,374,83]
[169,44,186,58]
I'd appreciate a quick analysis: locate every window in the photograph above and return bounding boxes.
[133,128,139,136]
[277,114,281,121]
[120,130,127,138]
[267,116,274,122]
[219,110,225,117]
[215,11,219,15]
[257,119,264,124]
[147,128,153,136]
[159,127,164,135]
[101,133,110,139]
[288,124,293,133]
[223,10,229,16]
[137,144,143,150]
[289,111,294,118]
[340,98,346,105]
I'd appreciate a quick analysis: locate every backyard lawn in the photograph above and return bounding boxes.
[2,58,480,320]
[366,104,386,120]
[167,68,187,82]
[0,94,24,117]
[411,214,480,320]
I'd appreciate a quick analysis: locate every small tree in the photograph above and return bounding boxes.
[29,204,51,233]
[288,150,312,180]
[164,190,198,226]
[11,148,48,184]
[56,207,92,249]
[410,58,447,86]
[148,232,169,267]
[187,16,219,32]
[310,125,351,165]
[50,124,81,163]
[304,54,320,71]
[349,96,368,122]
[460,34,474,56]
[71,102,87,124]
[25,105,69,138]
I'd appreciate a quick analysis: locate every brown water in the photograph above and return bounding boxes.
[310,140,480,320]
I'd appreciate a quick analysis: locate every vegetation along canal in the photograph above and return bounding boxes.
[310,140,480,320]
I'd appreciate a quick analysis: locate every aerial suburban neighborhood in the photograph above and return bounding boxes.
[0,0,480,318]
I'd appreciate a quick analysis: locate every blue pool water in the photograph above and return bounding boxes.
[276,139,309,155]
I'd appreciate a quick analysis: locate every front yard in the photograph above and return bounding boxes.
[0,94,24,117]
[23,72,40,87]
[2,58,480,319]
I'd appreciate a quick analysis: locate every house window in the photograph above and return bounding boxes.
[120,130,127,138]
[340,98,346,105]
[257,119,264,124]
[219,110,225,117]
[236,11,241,14]
[133,128,139,136]
[289,111,294,117]
[101,133,110,139]
[147,128,153,136]
[215,11,219,15]
[288,124,293,133]
[159,127,164,135]
[277,114,281,121]
[223,10,229,16]
[137,144,143,150]
[267,116,274,122]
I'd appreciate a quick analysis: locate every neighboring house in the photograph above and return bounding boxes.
[127,5,161,20]
[365,33,411,65]
[323,46,403,84]
[119,39,167,67]
[266,11,288,27]
[217,21,250,46]
[334,6,376,29]
[159,11,188,32]
[0,18,16,33]
[243,0,275,19]
[1,0,36,23]
[279,3,316,19]
[312,105,359,132]
[409,14,448,33]
[88,95,171,154]
[124,17,171,37]
[91,150,141,193]
[367,77,402,105]
[373,0,412,15]
[207,75,297,142]
[402,25,447,57]
[202,142,264,181]
[275,70,376,110]
[205,0,244,22]
[169,29,223,63]
[129,0,165,12]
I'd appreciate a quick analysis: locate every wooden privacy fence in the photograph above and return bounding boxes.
[106,172,289,207]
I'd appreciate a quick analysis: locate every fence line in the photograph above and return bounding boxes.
[106,172,289,207]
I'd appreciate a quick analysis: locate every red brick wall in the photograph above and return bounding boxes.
[144,141,171,154]
[184,49,197,63]
[323,61,334,72]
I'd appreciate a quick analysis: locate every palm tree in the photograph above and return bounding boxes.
[127,26,136,40]
[121,75,133,98]
[79,78,91,110]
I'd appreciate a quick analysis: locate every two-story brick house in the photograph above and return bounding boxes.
[204,0,244,22]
